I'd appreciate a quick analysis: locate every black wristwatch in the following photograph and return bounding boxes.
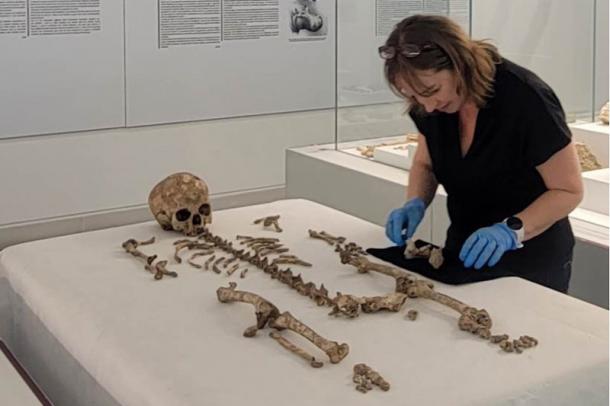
[504,216,524,247]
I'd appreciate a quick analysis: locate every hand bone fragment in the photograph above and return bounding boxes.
[353,363,390,392]
[406,310,418,321]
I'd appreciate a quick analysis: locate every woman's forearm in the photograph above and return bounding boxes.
[517,189,582,241]
[407,161,439,207]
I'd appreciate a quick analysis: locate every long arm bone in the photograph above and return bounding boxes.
[269,331,324,368]
[270,311,349,364]
[217,282,280,337]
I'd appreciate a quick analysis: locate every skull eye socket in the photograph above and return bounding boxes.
[175,209,191,222]
[199,204,211,216]
[192,214,202,225]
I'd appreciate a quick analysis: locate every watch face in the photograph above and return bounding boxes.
[506,216,523,230]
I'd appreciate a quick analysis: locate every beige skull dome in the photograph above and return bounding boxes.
[148,172,212,236]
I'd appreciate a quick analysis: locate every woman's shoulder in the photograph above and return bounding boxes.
[494,58,558,105]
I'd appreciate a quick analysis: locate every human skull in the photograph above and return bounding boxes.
[148,172,212,236]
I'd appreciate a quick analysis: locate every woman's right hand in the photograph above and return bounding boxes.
[385,197,426,245]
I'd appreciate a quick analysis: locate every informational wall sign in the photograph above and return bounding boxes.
[0,0,102,37]
[0,0,124,138]
[375,0,469,37]
[158,0,282,48]
[126,0,335,126]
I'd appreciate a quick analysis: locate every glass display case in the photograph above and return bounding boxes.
[333,0,608,216]
[335,0,608,178]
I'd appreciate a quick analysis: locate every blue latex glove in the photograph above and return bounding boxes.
[385,198,426,245]
[459,223,519,269]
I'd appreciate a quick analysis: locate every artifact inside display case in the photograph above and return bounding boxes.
[356,133,419,158]
[575,142,604,171]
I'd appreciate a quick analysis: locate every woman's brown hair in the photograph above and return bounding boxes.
[382,15,501,114]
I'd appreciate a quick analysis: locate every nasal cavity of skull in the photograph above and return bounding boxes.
[176,209,191,222]
[192,215,202,225]
[199,204,211,216]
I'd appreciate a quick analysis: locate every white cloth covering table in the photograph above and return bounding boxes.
[0,199,607,405]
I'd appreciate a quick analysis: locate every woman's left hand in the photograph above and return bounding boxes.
[459,223,519,269]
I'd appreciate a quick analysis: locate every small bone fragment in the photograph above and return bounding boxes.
[499,340,514,353]
[429,248,444,269]
[404,241,445,269]
[404,239,431,258]
[308,229,337,245]
[353,374,373,393]
[204,255,216,271]
[272,255,312,267]
[490,334,509,344]
[253,215,283,232]
[353,363,390,391]
[360,292,407,313]
[226,263,240,276]
[240,268,249,279]
[329,293,364,318]
[258,247,290,256]
[213,256,225,274]
[269,331,324,368]
[407,310,418,321]
[187,251,213,269]
[122,237,158,265]
[173,239,193,245]
[223,256,238,268]
[319,231,346,244]
[519,335,538,347]
[146,260,178,280]
[239,237,280,245]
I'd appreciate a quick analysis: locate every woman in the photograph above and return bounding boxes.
[382,15,583,293]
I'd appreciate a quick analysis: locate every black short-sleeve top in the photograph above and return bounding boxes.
[409,58,574,259]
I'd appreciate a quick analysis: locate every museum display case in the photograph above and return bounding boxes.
[333,0,608,218]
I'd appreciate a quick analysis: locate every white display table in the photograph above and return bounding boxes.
[0,199,608,405]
